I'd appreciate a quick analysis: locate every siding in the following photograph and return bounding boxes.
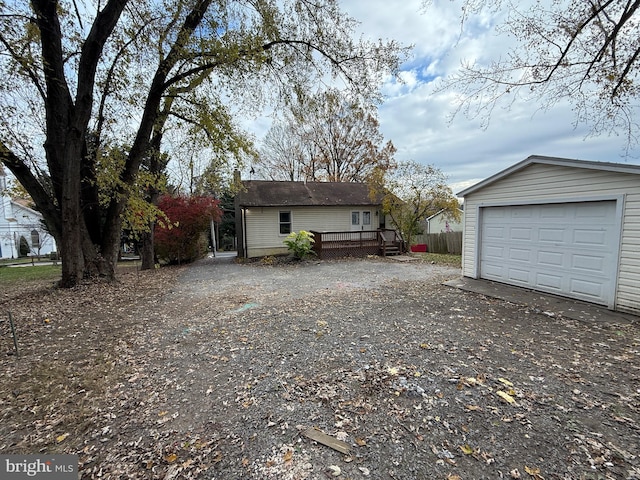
[427,211,464,234]
[244,206,380,258]
[463,163,640,314]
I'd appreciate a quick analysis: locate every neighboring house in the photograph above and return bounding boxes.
[0,171,57,259]
[235,180,387,258]
[425,208,464,234]
[457,155,640,314]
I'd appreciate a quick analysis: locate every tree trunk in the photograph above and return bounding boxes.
[140,229,156,270]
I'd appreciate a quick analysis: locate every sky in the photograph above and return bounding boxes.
[253,0,640,194]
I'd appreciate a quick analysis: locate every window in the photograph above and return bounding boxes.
[351,211,360,226]
[31,229,40,248]
[279,211,291,234]
[363,211,371,227]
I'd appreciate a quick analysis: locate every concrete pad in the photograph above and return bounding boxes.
[444,277,638,325]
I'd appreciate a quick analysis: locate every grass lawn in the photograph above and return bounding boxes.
[0,264,62,285]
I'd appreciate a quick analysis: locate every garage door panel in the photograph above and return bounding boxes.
[539,228,565,242]
[483,264,506,278]
[570,279,604,299]
[573,227,608,244]
[536,273,563,290]
[510,227,533,241]
[484,245,504,260]
[485,226,505,239]
[572,254,604,272]
[480,201,618,306]
[538,250,564,267]
[507,268,531,283]
[509,248,531,262]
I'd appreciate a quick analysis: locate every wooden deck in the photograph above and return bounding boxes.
[310,229,404,259]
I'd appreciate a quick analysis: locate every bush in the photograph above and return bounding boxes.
[283,230,315,260]
[154,195,222,264]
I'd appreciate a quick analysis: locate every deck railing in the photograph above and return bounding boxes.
[310,229,403,259]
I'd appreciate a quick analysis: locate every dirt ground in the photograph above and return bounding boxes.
[1,255,639,480]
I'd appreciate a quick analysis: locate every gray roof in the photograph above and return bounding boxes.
[236,181,381,207]
[458,155,640,197]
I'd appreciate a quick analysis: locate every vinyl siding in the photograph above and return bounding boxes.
[243,206,380,258]
[463,163,640,314]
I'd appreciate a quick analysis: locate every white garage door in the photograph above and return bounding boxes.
[479,201,620,306]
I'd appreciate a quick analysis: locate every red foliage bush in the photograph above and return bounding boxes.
[154,195,222,264]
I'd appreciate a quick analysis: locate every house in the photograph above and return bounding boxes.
[235,180,388,258]
[425,208,464,234]
[457,155,640,315]
[0,171,57,259]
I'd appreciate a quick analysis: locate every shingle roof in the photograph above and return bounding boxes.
[236,181,381,207]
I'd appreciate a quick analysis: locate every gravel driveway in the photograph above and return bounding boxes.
[2,255,638,480]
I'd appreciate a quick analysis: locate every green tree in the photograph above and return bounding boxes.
[428,0,640,151]
[256,88,397,182]
[0,0,406,287]
[371,161,460,248]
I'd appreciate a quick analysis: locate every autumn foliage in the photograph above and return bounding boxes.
[154,195,222,264]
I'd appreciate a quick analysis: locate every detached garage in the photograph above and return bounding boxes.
[458,155,640,315]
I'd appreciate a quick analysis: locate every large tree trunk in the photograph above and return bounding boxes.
[140,229,156,270]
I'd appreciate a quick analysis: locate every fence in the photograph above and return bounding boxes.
[415,231,462,255]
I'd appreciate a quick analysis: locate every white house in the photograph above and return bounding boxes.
[235,180,389,258]
[425,208,464,234]
[0,171,57,259]
[458,155,640,315]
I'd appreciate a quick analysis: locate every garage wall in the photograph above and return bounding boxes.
[462,162,640,314]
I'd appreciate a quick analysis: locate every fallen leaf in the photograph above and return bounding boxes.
[165,453,177,463]
[499,377,514,387]
[459,444,474,455]
[466,404,482,411]
[327,465,341,476]
[497,391,517,405]
[359,466,370,476]
[447,475,462,480]
[510,468,521,478]
[283,449,293,463]
[356,437,367,446]
[56,433,69,443]
[524,466,543,479]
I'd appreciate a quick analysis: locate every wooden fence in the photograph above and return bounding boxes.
[415,231,462,255]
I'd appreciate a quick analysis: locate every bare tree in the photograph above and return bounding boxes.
[428,0,640,152]
[258,89,397,182]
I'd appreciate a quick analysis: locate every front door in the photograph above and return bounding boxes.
[351,210,372,231]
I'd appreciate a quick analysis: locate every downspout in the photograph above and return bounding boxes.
[242,206,248,258]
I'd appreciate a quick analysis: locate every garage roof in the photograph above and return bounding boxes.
[236,180,381,207]
[458,155,640,197]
